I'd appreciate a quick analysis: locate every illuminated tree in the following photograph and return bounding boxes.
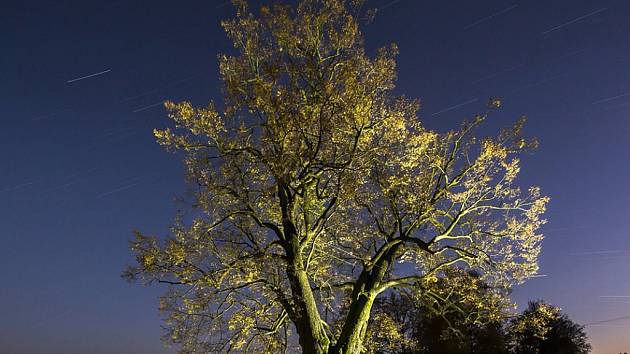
[367,270,511,354]
[507,301,591,354]
[371,296,592,354]
[124,0,549,352]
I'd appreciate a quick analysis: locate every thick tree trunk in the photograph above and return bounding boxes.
[282,236,330,353]
[278,179,330,353]
[287,264,330,354]
[330,247,398,354]
[329,290,376,354]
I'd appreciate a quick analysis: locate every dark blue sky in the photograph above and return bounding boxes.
[2,0,629,353]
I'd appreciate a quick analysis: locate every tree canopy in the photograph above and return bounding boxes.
[369,291,591,354]
[366,269,511,354]
[124,0,549,352]
[507,301,591,354]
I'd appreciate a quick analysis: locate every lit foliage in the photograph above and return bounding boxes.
[510,302,560,342]
[366,270,512,354]
[124,1,549,353]
[507,301,591,354]
[369,294,591,354]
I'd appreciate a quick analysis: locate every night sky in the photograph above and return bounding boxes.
[2,0,629,353]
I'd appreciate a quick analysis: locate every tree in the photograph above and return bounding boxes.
[367,270,511,354]
[123,0,549,352]
[507,301,591,354]
[370,296,592,354]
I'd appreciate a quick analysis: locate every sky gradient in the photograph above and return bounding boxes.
[2,0,629,353]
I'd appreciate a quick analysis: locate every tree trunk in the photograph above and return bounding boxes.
[330,247,398,353]
[278,179,330,353]
[329,290,376,354]
[287,264,330,354]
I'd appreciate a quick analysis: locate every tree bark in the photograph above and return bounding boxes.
[329,288,376,354]
[279,181,330,353]
[330,245,399,353]
[287,264,330,354]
